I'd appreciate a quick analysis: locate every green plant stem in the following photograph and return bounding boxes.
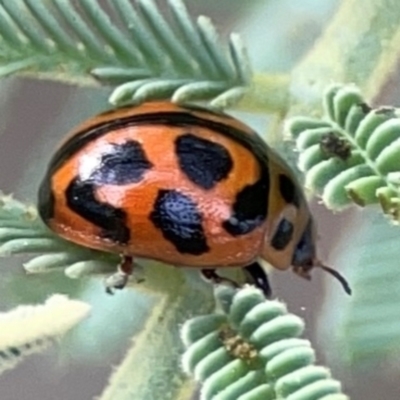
[236,72,290,115]
[98,264,214,400]
[226,0,400,118]
[290,0,400,115]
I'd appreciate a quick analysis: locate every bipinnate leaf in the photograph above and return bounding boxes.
[182,286,349,400]
[0,0,251,108]
[287,84,400,222]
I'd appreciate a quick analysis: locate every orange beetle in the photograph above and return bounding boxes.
[38,102,350,296]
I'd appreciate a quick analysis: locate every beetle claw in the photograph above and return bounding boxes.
[201,269,239,290]
[104,271,129,295]
[104,255,134,295]
[293,266,312,281]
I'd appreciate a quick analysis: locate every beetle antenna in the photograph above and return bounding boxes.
[317,263,352,295]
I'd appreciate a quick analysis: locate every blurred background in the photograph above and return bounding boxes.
[0,1,399,399]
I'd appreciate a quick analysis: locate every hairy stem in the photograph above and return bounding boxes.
[290,0,400,114]
[236,72,290,115]
[99,265,214,400]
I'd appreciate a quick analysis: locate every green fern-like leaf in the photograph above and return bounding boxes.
[0,0,251,108]
[181,286,349,400]
[286,84,400,221]
[0,193,118,279]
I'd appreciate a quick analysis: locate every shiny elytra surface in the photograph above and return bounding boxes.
[38,102,310,270]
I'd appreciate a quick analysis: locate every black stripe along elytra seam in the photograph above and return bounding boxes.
[39,110,272,239]
[149,189,210,255]
[175,133,233,190]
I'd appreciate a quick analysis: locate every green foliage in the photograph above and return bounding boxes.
[287,84,400,221]
[320,210,400,371]
[98,270,214,400]
[0,294,90,375]
[290,0,400,111]
[0,192,214,399]
[0,193,117,278]
[182,286,349,400]
[0,0,251,108]
[1,0,399,398]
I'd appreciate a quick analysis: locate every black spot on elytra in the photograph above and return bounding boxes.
[292,218,315,267]
[40,110,273,240]
[66,178,130,244]
[222,169,270,236]
[46,111,268,182]
[149,189,209,255]
[279,174,300,208]
[271,218,294,250]
[91,140,152,185]
[175,133,233,189]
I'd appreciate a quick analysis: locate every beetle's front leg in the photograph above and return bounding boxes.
[105,255,134,294]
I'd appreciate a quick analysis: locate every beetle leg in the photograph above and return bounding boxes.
[105,255,134,295]
[201,269,239,290]
[244,262,272,298]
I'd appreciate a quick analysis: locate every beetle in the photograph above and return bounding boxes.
[37,101,350,296]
